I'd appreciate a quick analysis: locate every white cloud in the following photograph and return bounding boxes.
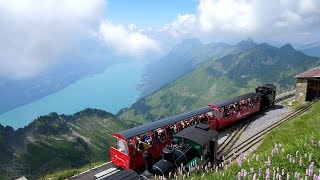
[98,21,160,58]
[0,0,105,79]
[162,14,197,38]
[159,0,320,44]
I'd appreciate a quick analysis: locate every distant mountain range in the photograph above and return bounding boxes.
[139,39,261,97]
[0,108,139,178]
[118,40,320,123]
[299,42,320,57]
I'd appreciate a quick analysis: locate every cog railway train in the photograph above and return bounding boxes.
[109,84,276,177]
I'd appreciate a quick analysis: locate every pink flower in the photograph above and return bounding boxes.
[253,173,257,180]
[300,157,303,166]
[238,172,241,179]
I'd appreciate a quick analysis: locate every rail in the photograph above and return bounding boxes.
[224,101,315,162]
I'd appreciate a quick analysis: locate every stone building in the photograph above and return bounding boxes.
[295,66,320,101]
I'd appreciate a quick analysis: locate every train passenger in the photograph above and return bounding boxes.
[223,106,229,117]
[153,131,160,144]
[235,103,241,111]
[229,104,235,113]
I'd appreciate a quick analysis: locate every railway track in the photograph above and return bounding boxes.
[224,101,315,162]
[217,122,251,158]
[217,90,295,159]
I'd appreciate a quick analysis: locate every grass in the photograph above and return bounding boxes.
[180,101,320,179]
[282,99,304,110]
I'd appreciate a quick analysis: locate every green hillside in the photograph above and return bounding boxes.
[0,109,138,179]
[118,43,320,123]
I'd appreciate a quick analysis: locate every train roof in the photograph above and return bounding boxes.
[174,124,218,146]
[258,84,276,89]
[214,92,258,108]
[117,106,213,139]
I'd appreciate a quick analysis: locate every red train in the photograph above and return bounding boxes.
[110,84,276,170]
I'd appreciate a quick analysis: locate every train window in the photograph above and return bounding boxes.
[207,111,214,117]
[112,137,128,155]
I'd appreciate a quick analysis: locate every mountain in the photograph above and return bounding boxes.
[0,109,139,179]
[299,42,320,57]
[118,42,320,123]
[139,39,232,96]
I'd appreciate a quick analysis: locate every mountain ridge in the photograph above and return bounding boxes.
[118,41,320,123]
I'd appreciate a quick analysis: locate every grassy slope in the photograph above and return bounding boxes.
[191,102,320,179]
[0,109,135,179]
[119,44,320,124]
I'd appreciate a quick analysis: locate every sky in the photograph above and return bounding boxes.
[0,0,320,79]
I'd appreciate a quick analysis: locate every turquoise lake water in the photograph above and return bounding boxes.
[0,62,144,129]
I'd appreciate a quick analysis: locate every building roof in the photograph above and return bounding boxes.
[174,124,218,146]
[117,106,213,139]
[294,66,320,78]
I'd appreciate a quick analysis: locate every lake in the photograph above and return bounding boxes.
[0,62,144,129]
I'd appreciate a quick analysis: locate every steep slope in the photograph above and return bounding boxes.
[118,42,320,123]
[0,109,138,178]
[139,39,232,96]
[139,39,260,97]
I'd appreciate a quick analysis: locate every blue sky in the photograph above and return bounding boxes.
[0,0,320,79]
[106,0,197,27]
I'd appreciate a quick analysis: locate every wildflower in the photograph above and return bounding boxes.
[253,173,257,180]
[318,140,320,147]
[309,154,312,162]
[282,148,285,153]
[250,167,254,173]
[279,143,282,147]
[299,157,303,166]
[289,155,293,162]
[256,155,259,161]
[309,162,314,176]
[259,168,262,177]
[238,172,241,179]
[266,156,271,166]
[296,150,299,157]
[266,168,270,177]
[311,139,315,145]
[286,172,290,180]
[282,169,285,176]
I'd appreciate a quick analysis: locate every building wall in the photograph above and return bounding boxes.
[295,78,308,101]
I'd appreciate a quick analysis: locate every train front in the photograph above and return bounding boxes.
[110,133,131,169]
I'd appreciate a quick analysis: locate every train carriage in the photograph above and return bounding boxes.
[208,92,261,129]
[110,106,215,169]
[110,84,276,170]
